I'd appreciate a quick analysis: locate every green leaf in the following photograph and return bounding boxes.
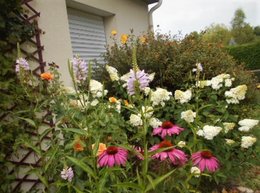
[144,169,175,192]
[66,156,96,179]
[63,128,88,136]
[114,182,142,190]
[18,117,37,128]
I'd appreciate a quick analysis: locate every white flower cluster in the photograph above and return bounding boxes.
[151,88,172,106]
[181,110,196,123]
[177,141,186,148]
[106,65,119,81]
[174,89,192,104]
[225,139,235,145]
[223,122,235,133]
[238,119,259,132]
[149,117,162,128]
[192,63,203,72]
[141,106,153,118]
[190,167,201,177]
[241,136,257,148]
[89,80,108,98]
[196,80,211,88]
[225,85,247,104]
[210,73,233,90]
[129,114,143,126]
[197,125,222,140]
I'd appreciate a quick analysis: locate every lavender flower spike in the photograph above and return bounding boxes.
[71,56,88,81]
[16,58,30,73]
[61,167,74,182]
[127,69,150,95]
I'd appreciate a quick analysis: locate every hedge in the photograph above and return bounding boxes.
[226,41,260,70]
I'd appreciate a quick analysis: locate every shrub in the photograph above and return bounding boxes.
[226,41,260,70]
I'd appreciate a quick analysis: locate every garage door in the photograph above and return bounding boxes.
[67,8,107,66]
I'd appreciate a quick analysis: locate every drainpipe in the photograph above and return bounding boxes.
[148,0,163,31]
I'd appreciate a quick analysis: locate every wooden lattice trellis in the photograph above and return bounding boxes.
[7,0,54,192]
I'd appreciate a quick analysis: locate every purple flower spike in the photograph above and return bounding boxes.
[127,69,150,95]
[71,57,88,81]
[61,167,74,182]
[16,58,30,73]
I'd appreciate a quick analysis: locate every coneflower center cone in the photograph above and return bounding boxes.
[106,146,118,155]
[162,121,174,129]
[201,151,213,159]
[159,140,173,152]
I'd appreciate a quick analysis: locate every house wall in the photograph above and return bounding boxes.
[31,0,149,85]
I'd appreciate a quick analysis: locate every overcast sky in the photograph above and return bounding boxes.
[151,0,260,36]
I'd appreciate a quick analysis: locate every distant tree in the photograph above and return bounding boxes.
[202,23,231,45]
[230,8,255,44]
[254,26,260,36]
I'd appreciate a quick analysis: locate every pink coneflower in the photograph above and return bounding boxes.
[150,140,187,165]
[191,151,219,172]
[152,121,184,138]
[98,146,128,167]
[133,146,144,160]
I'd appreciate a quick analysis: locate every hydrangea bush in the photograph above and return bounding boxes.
[15,44,259,193]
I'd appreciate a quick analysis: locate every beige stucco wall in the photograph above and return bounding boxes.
[31,0,149,85]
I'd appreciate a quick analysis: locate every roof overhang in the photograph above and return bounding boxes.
[143,0,159,4]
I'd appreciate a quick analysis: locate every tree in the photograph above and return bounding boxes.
[254,26,260,36]
[202,23,231,45]
[230,8,255,44]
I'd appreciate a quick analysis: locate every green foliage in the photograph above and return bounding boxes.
[254,26,260,36]
[230,9,255,44]
[202,23,232,45]
[0,0,36,192]
[226,41,260,70]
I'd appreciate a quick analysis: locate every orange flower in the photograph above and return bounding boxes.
[92,143,107,156]
[73,140,84,152]
[121,34,128,44]
[109,97,118,103]
[124,100,129,106]
[111,30,117,36]
[139,36,146,44]
[40,72,54,80]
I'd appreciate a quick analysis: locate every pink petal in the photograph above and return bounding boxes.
[153,127,162,135]
[107,155,115,167]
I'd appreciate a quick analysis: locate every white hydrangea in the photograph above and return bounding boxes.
[174,89,192,104]
[63,86,76,94]
[177,141,186,148]
[181,110,196,123]
[197,125,222,140]
[225,139,235,145]
[120,72,131,87]
[149,73,155,82]
[106,65,119,81]
[210,73,231,90]
[224,79,232,87]
[144,87,151,96]
[129,114,143,127]
[225,85,247,104]
[89,80,107,98]
[241,136,257,148]
[238,119,259,132]
[149,117,162,128]
[141,106,153,118]
[223,122,236,133]
[151,88,172,106]
[90,99,99,106]
[196,80,211,88]
[190,167,201,177]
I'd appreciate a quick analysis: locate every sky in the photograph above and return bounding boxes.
[151,0,260,36]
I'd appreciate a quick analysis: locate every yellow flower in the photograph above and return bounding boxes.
[124,100,129,106]
[111,30,117,36]
[257,84,260,89]
[40,72,54,81]
[92,143,107,156]
[121,34,128,44]
[109,97,118,103]
[139,36,146,44]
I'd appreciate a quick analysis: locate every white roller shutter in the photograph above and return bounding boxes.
[67,8,107,66]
